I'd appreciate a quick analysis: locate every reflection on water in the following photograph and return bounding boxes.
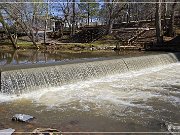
[0,49,159,65]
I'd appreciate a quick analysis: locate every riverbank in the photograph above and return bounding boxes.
[0,41,115,51]
[0,27,180,52]
[144,35,180,52]
[0,35,180,52]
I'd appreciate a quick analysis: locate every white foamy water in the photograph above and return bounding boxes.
[38,63,180,106]
[1,63,179,112]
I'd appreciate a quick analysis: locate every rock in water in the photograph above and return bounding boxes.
[0,128,15,135]
[12,114,34,122]
[32,128,60,135]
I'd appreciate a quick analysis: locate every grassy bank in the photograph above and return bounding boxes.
[1,27,180,51]
[0,39,117,51]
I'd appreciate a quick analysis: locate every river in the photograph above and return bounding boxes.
[0,51,179,134]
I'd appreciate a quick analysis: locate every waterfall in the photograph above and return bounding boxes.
[0,53,179,95]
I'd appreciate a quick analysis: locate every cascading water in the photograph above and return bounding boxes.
[0,53,179,95]
[0,52,180,132]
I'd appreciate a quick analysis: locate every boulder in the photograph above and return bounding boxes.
[12,114,34,122]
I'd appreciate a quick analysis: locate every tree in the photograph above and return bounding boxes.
[72,0,76,35]
[44,1,49,44]
[0,0,46,49]
[59,0,72,31]
[52,0,78,35]
[104,0,127,34]
[0,9,18,49]
[167,0,177,37]
[155,0,163,44]
[78,0,99,26]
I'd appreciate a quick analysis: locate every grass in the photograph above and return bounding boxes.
[17,41,33,47]
[0,40,34,47]
[0,40,117,51]
[0,32,119,50]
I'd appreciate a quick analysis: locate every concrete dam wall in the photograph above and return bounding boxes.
[1,53,180,95]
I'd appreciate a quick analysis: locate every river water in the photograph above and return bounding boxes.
[0,60,180,133]
[0,50,159,65]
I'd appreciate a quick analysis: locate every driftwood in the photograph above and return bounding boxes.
[32,128,60,135]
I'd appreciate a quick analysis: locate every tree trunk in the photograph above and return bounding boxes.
[44,19,47,44]
[167,0,177,37]
[163,0,167,34]
[8,33,18,49]
[108,17,113,34]
[34,16,39,42]
[107,0,113,34]
[126,3,130,23]
[71,0,76,35]
[135,3,139,22]
[0,12,18,49]
[155,0,163,44]
[35,30,39,42]
[64,17,71,32]
[44,2,48,44]
[27,29,38,49]
[87,3,90,26]
[60,22,64,37]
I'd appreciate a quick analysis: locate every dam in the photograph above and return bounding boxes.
[0,52,180,132]
[1,53,180,95]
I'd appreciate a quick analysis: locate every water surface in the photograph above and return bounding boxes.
[0,50,160,66]
[0,63,179,133]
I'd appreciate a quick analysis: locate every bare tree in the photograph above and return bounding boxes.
[0,1,47,49]
[60,0,72,31]
[0,9,18,49]
[78,0,99,26]
[105,0,127,34]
